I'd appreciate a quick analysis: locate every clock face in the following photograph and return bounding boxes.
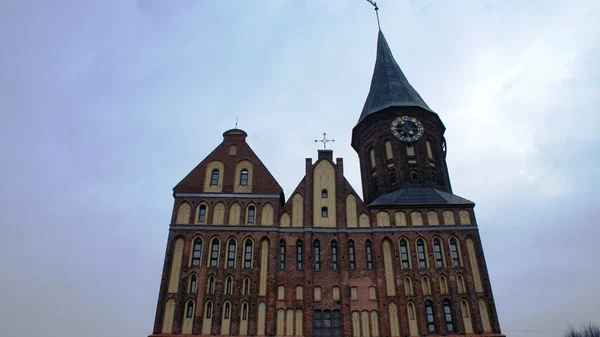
[391,116,424,143]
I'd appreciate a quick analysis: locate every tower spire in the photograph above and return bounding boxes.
[357,29,433,125]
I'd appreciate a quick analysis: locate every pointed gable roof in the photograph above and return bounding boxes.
[173,129,283,195]
[358,30,432,124]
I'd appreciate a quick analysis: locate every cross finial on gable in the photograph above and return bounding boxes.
[315,133,335,150]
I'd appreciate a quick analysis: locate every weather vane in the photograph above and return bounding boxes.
[365,0,381,29]
[235,116,238,129]
[315,133,335,150]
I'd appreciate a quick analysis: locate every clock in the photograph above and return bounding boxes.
[391,116,424,143]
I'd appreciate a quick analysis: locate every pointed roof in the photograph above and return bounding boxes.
[358,30,432,124]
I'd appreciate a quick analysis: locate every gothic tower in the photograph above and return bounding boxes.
[352,30,452,205]
[149,29,503,337]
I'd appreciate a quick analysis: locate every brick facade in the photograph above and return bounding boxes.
[149,128,503,337]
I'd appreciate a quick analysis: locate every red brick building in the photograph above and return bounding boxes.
[150,29,503,337]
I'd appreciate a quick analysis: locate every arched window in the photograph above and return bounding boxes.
[240,169,249,186]
[389,171,397,185]
[186,300,194,318]
[457,274,466,294]
[296,240,303,269]
[411,171,419,181]
[227,239,236,268]
[210,238,219,267]
[191,238,202,266]
[321,207,328,217]
[444,299,454,332]
[432,172,438,183]
[366,240,373,269]
[205,301,213,319]
[433,238,444,267]
[322,189,328,198]
[450,238,460,267]
[207,276,215,294]
[242,277,250,295]
[225,276,233,295]
[417,239,427,268]
[426,300,436,333]
[426,140,433,158]
[440,275,449,294]
[331,240,338,270]
[372,175,379,192]
[348,240,356,269]
[369,148,376,168]
[198,205,207,223]
[242,302,248,320]
[279,240,286,270]
[210,169,219,185]
[224,302,231,319]
[422,276,431,295]
[189,275,197,294]
[406,144,415,156]
[314,240,321,270]
[247,206,255,223]
[400,239,410,269]
[243,239,253,268]
[404,276,413,296]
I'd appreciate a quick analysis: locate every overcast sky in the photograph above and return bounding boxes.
[1,1,598,337]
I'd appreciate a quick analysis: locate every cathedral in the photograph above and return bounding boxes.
[150,28,504,337]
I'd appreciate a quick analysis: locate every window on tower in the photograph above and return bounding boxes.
[205,301,213,319]
[247,206,255,223]
[366,240,373,269]
[321,207,328,217]
[444,299,454,332]
[450,238,461,267]
[240,169,249,185]
[426,300,436,332]
[331,240,338,270]
[210,169,219,185]
[186,300,194,318]
[207,276,215,294]
[227,239,236,268]
[296,240,303,269]
[400,239,410,269]
[389,172,397,185]
[314,240,321,270]
[210,238,219,267]
[417,239,427,268]
[279,240,286,270]
[406,144,415,156]
[243,239,253,268]
[433,238,444,268]
[348,240,356,269]
[198,205,207,223]
[191,238,202,266]
[225,276,233,294]
[189,275,197,294]
[369,149,376,168]
[321,189,328,198]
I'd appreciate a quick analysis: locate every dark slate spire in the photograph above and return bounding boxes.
[358,30,432,123]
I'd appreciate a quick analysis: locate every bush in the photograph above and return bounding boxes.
[565,323,600,337]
